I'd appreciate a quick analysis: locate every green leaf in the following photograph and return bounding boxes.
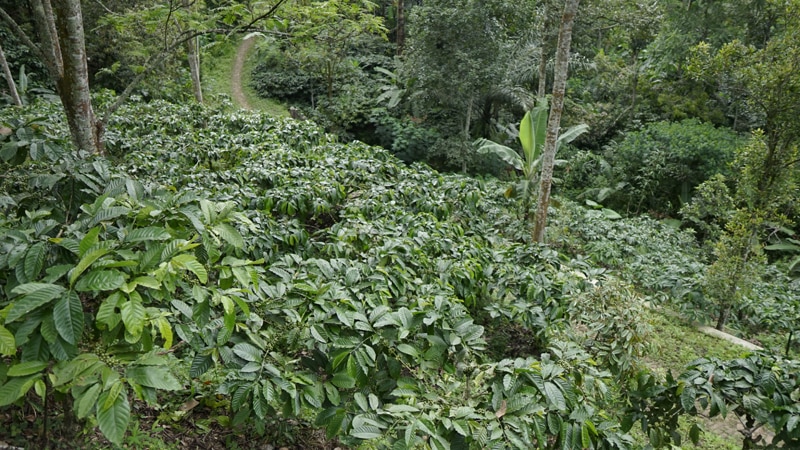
[23,242,47,282]
[120,294,146,338]
[76,383,101,418]
[519,99,548,164]
[689,422,702,445]
[89,206,130,227]
[190,353,213,378]
[96,388,130,445]
[680,386,696,412]
[79,227,101,256]
[7,361,48,377]
[543,381,566,411]
[126,366,181,391]
[0,374,39,406]
[70,244,112,285]
[232,342,263,362]
[0,325,15,356]
[6,283,65,323]
[170,254,208,284]
[331,372,356,389]
[96,292,124,330]
[351,425,384,440]
[124,227,171,243]
[474,139,523,170]
[75,270,126,292]
[397,344,419,358]
[53,292,84,345]
[556,124,590,150]
[764,242,800,251]
[213,223,244,248]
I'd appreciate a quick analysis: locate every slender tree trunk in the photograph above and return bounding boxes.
[396,0,405,55]
[537,45,548,98]
[0,42,22,106]
[631,49,639,111]
[536,4,553,98]
[532,0,579,243]
[183,0,203,103]
[186,36,203,103]
[52,0,101,154]
[462,99,473,173]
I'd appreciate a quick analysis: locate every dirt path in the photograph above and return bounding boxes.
[231,36,255,109]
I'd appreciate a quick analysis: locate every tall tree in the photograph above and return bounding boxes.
[685,0,800,329]
[532,0,579,243]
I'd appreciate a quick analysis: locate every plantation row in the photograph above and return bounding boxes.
[1,99,799,449]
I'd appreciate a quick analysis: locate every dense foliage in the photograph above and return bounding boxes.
[2,97,798,449]
[2,0,800,448]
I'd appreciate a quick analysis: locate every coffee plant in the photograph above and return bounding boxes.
[1,99,797,449]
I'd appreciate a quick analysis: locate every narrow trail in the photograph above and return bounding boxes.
[231,36,255,110]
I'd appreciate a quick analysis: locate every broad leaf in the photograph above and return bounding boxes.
[120,294,146,338]
[76,383,102,419]
[213,223,244,248]
[519,99,549,165]
[74,269,126,292]
[543,381,567,411]
[170,254,208,284]
[7,283,65,323]
[126,366,181,391]
[474,139,523,171]
[96,388,130,445]
[53,291,84,345]
[0,325,15,356]
[23,242,47,282]
[0,375,40,406]
[124,227,171,243]
[555,124,590,150]
[7,361,48,377]
[232,342,263,362]
[70,245,113,286]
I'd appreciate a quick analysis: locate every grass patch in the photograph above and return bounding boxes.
[638,308,758,449]
[643,308,749,375]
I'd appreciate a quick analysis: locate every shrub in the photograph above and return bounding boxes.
[600,119,743,215]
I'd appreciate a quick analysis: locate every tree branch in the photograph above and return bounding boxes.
[0,7,53,74]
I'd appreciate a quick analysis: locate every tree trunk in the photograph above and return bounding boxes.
[0,42,22,106]
[536,3,554,98]
[532,0,579,243]
[396,0,405,55]
[186,35,203,103]
[462,99,473,174]
[537,44,548,98]
[52,0,101,154]
[183,0,203,103]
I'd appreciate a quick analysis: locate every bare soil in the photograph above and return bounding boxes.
[231,36,256,109]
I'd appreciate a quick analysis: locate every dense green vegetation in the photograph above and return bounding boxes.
[2,0,800,449]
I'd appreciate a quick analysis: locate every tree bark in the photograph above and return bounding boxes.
[537,44,548,98]
[536,5,551,98]
[532,0,579,243]
[0,42,22,106]
[462,99,473,173]
[52,0,101,154]
[183,0,203,103]
[396,0,405,55]
[186,35,203,103]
